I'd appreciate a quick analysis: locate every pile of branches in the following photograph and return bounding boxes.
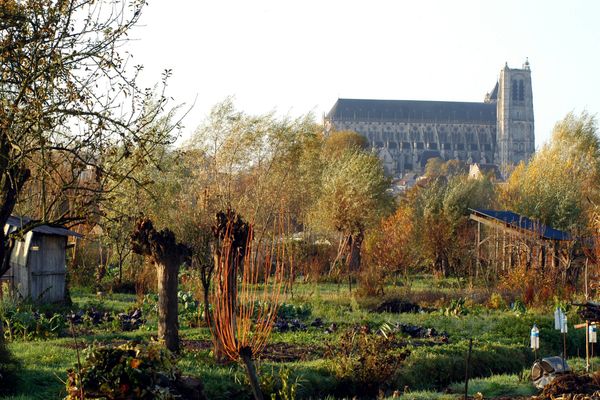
[539,372,600,399]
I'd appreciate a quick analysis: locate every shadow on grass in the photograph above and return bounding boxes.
[5,342,76,400]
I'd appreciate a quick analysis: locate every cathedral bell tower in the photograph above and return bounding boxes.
[496,59,535,167]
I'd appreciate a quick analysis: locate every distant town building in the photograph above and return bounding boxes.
[468,163,503,181]
[325,60,535,176]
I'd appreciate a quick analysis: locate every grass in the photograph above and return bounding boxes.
[1,277,595,399]
[448,372,536,398]
[394,392,457,400]
[69,287,138,312]
[4,341,76,399]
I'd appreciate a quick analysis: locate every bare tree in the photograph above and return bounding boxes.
[0,0,179,277]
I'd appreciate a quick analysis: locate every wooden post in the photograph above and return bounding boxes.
[502,231,505,272]
[585,259,590,373]
[494,227,499,281]
[592,330,595,371]
[585,258,589,301]
[464,338,473,400]
[508,233,513,269]
[476,222,481,281]
[586,320,590,373]
[563,332,567,363]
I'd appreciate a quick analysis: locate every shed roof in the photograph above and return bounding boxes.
[470,209,571,241]
[327,98,497,124]
[6,216,82,238]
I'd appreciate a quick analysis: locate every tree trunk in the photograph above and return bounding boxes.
[131,218,189,355]
[118,255,123,285]
[346,230,364,273]
[240,346,264,400]
[201,263,213,327]
[156,260,180,353]
[0,238,11,279]
[0,167,30,276]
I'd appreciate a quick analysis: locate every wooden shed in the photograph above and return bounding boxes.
[468,208,577,285]
[1,216,81,303]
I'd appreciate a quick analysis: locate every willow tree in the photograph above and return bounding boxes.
[130,218,190,353]
[186,99,322,231]
[501,112,600,232]
[407,173,495,278]
[208,211,288,400]
[0,0,177,278]
[311,150,392,286]
[180,100,321,313]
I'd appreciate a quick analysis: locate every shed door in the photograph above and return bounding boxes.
[28,235,66,302]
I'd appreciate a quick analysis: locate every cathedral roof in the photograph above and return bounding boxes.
[487,82,498,102]
[327,98,496,124]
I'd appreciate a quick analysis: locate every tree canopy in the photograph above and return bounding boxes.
[500,112,600,232]
[0,0,179,276]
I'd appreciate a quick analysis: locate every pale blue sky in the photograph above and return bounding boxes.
[128,0,600,147]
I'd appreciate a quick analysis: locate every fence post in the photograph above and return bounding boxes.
[464,338,473,400]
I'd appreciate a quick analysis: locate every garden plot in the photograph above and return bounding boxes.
[1,280,597,399]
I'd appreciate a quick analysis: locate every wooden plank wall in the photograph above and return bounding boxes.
[27,234,66,302]
[8,232,33,299]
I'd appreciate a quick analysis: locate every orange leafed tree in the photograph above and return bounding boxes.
[208,211,289,400]
[362,206,416,295]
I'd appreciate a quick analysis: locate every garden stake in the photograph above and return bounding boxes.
[586,320,590,372]
[464,338,473,400]
[69,320,84,400]
[561,313,568,371]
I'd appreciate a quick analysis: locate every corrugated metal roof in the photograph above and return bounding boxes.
[6,216,82,238]
[470,209,571,241]
[327,98,497,124]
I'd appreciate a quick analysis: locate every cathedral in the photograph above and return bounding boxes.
[325,60,535,176]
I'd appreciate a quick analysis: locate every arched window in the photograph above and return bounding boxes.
[512,80,518,101]
[519,80,525,101]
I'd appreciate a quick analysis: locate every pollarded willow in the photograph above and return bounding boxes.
[209,211,290,400]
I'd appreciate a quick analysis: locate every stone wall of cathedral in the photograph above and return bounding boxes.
[327,62,535,177]
[331,119,496,175]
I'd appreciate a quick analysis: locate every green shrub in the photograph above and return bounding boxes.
[65,341,183,399]
[1,306,66,341]
[442,297,469,316]
[511,299,527,316]
[327,327,410,397]
[277,303,312,320]
[488,292,507,310]
[178,290,204,328]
